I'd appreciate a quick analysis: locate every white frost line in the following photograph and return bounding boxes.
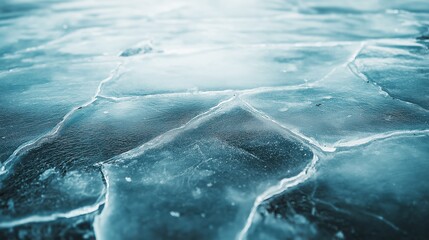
[347,41,367,65]
[97,89,237,102]
[93,167,110,239]
[0,62,123,176]
[308,41,367,88]
[348,61,390,97]
[237,154,319,240]
[96,84,311,103]
[346,43,429,112]
[239,98,335,153]
[238,95,429,154]
[240,97,429,153]
[240,84,310,96]
[349,61,429,112]
[103,96,238,163]
[0,169,108,228]
[0,200,105,228]
[361,210,402,232]
[334,129,429,148]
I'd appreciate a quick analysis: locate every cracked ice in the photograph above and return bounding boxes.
[0,0,429,239]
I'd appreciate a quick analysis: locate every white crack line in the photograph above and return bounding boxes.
[0,187,106,228]
[101,96,239,164]
[237,154,319,240]
[0,62,123,176]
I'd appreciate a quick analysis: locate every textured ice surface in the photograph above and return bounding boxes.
[1,0,429,239]
[103,45,357,96]
[244,59,429,149]
[95,107,314,239]
[354,42,429,110]
[249,135,429,239]
[0,95,227,218]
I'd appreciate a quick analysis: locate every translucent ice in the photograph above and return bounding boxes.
[249,135,429,239]
[94,106,315,239]
[1,0,428,239]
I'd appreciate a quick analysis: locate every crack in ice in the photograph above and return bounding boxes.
[239,97,335,153]
[314,198,404,233]
[346,43,429,112]
[361,210,403,233]
[96,84,311,103]
[0,194,106,228]
[0,163,110,228]
[100,96,239,164]
[237,154,319,240]
[0,62,124,177]
[93,166,110,240]
[333,129,429,148]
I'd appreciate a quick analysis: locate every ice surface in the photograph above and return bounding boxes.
[1,0,429,239]
[95,106,315,239]
[102,45,358,97]
[354,41,429,110]
[249,135,429,239]
[244,60,429,148]
[0,62,117,164]
[0,95,227,220]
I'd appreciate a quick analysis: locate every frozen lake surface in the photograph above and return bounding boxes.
[0,0,429,239]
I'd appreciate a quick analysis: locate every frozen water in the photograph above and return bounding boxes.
[102,45,357,96]
[0,62,117,165]
[249,135,429,239]
[354,42,429,110]
[0,95,227,220]
[244,56,429,149]
[0,0,428,239]
[95,106,315,239]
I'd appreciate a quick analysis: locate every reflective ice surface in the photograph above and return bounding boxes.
[0,0,428,239]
